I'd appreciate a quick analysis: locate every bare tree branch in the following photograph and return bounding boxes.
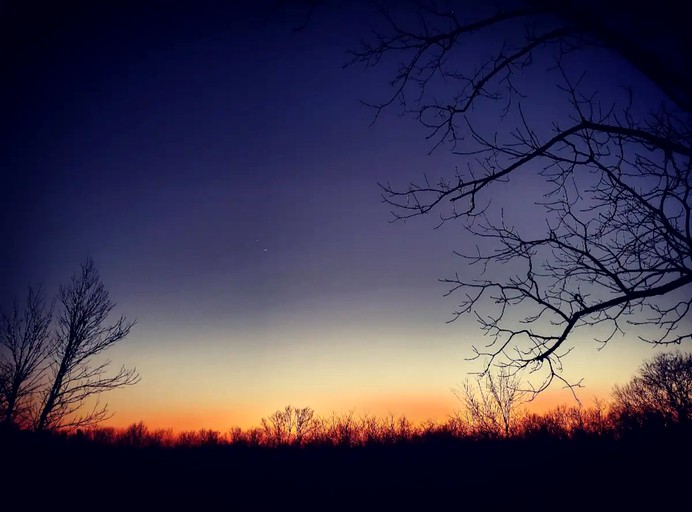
[35,258,139,431]
[0,287,52,428]
[353,1,692,390]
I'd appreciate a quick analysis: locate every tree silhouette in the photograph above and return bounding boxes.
[351,1,691,391]
[0,287,53,428]
[611,351,692,431]
[35,258,139,431]
[261,405,318,446]
[455,367,526,438]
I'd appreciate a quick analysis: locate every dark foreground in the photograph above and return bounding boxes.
[3,429,688,509]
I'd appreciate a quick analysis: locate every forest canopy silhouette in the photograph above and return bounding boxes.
[37,351,692,446]
[2,352,690,506]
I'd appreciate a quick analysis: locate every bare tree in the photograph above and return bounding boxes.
[0,287,52,428]
[611,351,692,429]
[261,405,318,446]
[455,367,526,438]
[35,258,139,431]
[324,410,357,447]
[261,406,295,446]
[351,1,691,391]
[294,405,317,445]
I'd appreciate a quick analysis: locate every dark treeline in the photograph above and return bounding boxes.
[3,351,691,447]
[4,397,685,451]
[2,352,690,507]
[2,401,688,508]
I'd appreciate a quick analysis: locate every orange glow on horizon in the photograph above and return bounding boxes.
[101,386,609,433]
[523,386,608,414]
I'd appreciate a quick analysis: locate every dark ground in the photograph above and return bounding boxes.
[2,429,689,509]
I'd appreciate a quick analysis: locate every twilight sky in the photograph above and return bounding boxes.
[1,0,682,430]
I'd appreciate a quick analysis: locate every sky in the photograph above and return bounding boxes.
[1,0,686,431]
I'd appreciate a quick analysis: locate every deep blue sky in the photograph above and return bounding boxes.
[3,0,462,299]
[1,0,681,428]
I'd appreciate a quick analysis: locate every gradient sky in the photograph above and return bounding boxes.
[2,1,684,431]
